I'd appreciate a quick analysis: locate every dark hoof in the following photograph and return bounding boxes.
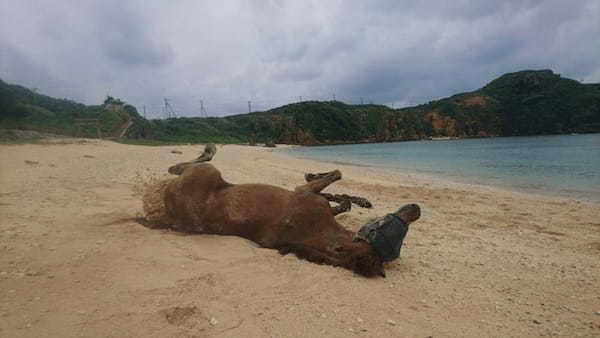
[305,170,342,182]
[196,143,216,162]
[331,199,351,216]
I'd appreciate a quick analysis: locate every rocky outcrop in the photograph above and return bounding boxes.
[458,94,488,107]
[425,111,458,137]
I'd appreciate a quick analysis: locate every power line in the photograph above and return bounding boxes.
[137,94,389,118]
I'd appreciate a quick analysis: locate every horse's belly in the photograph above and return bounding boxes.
[214,184,290,240]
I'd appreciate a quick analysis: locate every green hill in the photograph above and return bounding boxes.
[147,70,600,144]
[2,69,599,144]
[480,70,600,135]
[0,79,150,139]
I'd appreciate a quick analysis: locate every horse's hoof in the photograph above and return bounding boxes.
[305,170,342,182]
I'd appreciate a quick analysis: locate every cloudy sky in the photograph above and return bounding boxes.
[1,1,599,118]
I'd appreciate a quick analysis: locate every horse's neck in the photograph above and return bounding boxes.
[281,227,382,276]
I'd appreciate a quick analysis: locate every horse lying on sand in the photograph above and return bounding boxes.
[143,145,421,277]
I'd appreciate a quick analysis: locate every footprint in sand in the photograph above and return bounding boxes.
[163,306,200,326]
[161,305,237,332]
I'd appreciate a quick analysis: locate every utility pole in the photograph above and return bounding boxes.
[164,98,169,118]
[143,105,147,118]
[332,93,336,101]
[298,96,303,102]
[360,97,364,104]
[248,101,252,113]
[200,100,207,117]
[31,88,38,105]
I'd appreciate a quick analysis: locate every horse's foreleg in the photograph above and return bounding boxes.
[295,170,341,194]
[330,199,351,215]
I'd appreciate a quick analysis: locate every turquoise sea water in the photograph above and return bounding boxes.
[281,134,600,202]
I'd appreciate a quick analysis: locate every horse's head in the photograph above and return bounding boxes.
[355,204,421,263]
[349,247,386,277]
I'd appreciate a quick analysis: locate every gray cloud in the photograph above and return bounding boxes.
[1,0,599,118]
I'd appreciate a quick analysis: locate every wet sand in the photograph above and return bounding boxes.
[1,139,599,337]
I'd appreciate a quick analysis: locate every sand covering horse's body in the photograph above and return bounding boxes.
[143,145,420,276]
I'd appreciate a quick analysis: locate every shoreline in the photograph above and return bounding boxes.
[1,139,599,337]
[277,136,600,204]
[275,146,600,206]
[269,132,600,148]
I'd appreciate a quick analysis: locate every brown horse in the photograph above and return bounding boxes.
[143,146,420,277]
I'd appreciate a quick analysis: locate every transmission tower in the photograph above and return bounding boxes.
[164,98,176,118]
[199,100,208,117]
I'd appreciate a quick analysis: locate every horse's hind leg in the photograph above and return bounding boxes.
[295,170,341,194]
[194,143,217,163]
[168,143,217,175]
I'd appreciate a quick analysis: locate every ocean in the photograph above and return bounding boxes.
[280,133,600,202]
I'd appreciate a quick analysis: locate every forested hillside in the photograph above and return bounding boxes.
[2,70,599,144]
[146,70,600,144]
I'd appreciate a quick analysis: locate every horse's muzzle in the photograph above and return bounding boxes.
[356,214,408,262]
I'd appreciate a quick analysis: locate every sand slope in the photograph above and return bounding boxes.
[0,139,599,337]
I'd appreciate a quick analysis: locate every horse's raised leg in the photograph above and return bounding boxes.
[330,199,351,215]
[194,143,217,163]
[295,170,341,194]
[168,143,217,175]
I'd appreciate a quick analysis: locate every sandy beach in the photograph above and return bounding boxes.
[1,139,599,337]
